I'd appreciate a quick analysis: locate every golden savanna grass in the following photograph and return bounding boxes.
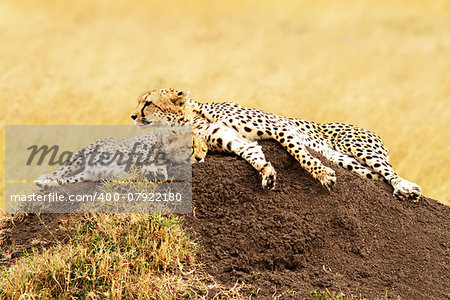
[0,0,449,204]
[0,213,245,299]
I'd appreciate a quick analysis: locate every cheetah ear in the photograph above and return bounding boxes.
[171,90,190,106]
[163,129,178,144]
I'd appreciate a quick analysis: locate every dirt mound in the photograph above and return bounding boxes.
[184,140,450,299]
[1,140,448,298]
[0,214,79,268]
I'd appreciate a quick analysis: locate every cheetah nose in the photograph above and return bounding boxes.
[195,156,202,162]
[131,114,137,120]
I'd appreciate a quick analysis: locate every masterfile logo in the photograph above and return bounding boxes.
[5,125,192,213]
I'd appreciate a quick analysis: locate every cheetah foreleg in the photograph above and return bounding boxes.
[206,124,277,190]
[276,129,336,190]
[142,164,168,180]
[35,173,60,189]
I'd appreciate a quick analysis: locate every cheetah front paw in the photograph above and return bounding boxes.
[317,167,336,191]
[392,178,421,202]
[143,165,168,181]
[261,163,277,190]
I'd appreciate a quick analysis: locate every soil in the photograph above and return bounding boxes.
[0,213,79,267]
[1,140,449,299]
[184,140,450,299]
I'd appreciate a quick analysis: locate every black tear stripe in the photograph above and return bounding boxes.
[141,102,151,118]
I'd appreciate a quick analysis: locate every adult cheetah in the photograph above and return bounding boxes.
[131,88,421,201]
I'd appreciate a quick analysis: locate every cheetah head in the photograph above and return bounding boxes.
[162,128,193,164]
[131,88,191,128]
[192,135,208,163]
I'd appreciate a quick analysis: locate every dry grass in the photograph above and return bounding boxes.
[0,0,449,204]
[0,213,245,299]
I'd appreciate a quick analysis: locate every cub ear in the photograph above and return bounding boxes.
[171,90,190,106]
[164,129,177,144]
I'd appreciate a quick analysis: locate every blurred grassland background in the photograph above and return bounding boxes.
[0,0,449,205]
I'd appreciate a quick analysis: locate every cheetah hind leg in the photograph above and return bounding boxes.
[391,178,421,202]
[349,148,421,201]
[35,173,86,188]
[328,149,421,201]
[323,148,384,181]
[35,164,91,188]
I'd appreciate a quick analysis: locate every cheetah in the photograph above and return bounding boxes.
[131,88,421,201]
[35,128,193,188]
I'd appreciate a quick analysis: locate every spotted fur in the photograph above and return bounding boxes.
[35,129,193,188]
[131,88,421,201]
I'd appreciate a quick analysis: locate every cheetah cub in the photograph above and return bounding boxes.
[35,129,193,188]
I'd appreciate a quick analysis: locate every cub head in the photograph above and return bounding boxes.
[192,135,208,163]
[162,127,193,164]
[131,88,190,127]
